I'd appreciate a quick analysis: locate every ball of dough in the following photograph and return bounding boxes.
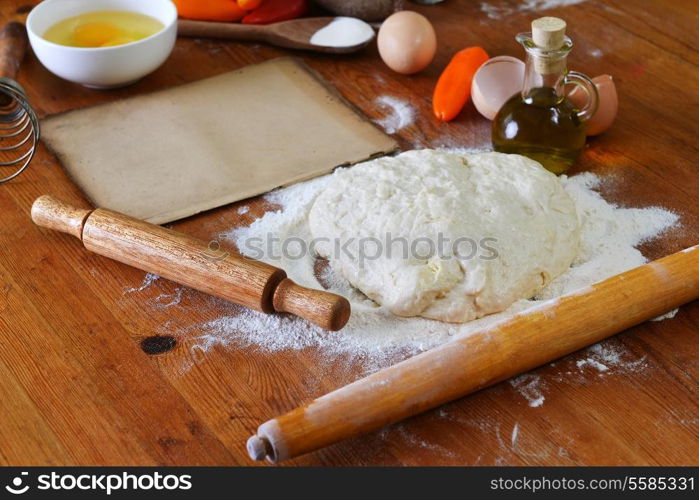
[308,150,580,322]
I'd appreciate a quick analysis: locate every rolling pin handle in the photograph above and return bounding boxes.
[31,196,92,241]
[247,435,272,462]
[0,21,27,80]
[272,278,351,331]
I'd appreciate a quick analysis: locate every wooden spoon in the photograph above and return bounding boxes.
[177,17,375,54]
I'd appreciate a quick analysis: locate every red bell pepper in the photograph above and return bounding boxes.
[174,0,245,22]
[242,0,308,24]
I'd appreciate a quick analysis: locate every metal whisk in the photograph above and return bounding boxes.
[0,22,39,184]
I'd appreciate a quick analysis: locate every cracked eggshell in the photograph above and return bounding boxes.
[569,74,618,136]
[471,56,525,120]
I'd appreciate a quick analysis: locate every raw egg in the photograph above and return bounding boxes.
[72,21,121,47]
[377,11,437,75]
[471,56,525,120]
[43,10,163,48]
[569,74,618,136]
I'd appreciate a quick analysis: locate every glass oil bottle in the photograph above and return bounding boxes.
[492,17,598,174]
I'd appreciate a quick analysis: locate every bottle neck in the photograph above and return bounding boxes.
[521,50,567,103]
[516,32,573,104]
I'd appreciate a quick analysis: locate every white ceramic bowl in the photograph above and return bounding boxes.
[27,0,177,88]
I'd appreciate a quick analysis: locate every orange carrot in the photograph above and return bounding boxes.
[237,0,263,10]
[174,0,245,22]
[433,46,489,121]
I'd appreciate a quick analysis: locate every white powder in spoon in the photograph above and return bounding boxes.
[173,154,680,371]
[310,17,375,48]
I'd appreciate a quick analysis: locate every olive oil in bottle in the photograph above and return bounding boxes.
[492,17,598,175]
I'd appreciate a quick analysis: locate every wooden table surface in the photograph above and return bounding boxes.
[1,0,697,466]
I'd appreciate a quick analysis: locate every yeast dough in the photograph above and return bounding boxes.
[308,150,580,322]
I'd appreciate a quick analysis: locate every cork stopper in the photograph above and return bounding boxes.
[531,17,567,74]
[532,17,566,49]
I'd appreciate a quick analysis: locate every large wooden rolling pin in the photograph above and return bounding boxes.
[247,245,699,462]
[31,196,350,331]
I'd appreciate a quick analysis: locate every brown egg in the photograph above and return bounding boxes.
[377,11,437,75]
[569,74,618,136]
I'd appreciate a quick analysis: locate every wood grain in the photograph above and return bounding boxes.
[0,0,697,466]
[30,194,90,239]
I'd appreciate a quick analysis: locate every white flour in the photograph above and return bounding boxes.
[124,272,159,293]
[481,0,588,19]
[154,287,185,309]
[650,308,678,322]
[510,374,546,407]
[511,423,519,447]
[374,96,415,134]
[172,155,680,372]
[574,342,648,376]
[125,152,681,382]
[508,339,653,408]
[310,17,374,48]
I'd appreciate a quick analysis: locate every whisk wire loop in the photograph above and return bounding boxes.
[0,79,39,183]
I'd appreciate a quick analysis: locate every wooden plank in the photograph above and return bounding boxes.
[0,0,697,465]
[0,355,73,465]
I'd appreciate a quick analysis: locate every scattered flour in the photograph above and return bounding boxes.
[122,273,187,311]
[481,0,588,19]
[535,172,679,301]
[576,357,608,372]
[128,150,680,377]
[511,423,520,447]
[202,160,679,368]
[394,425,457,458]
[650,308,678,322]
[124,272,159,293]
[155,288,185,309]
[237,205,250,215]
[374,96,415,134]
[510,374,546,407]
[575,342,648,376]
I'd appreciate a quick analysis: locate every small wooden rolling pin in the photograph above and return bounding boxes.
[31,196,351,331]
[0,22,26,78]
[247,244,699,462]
[0,21,29,106]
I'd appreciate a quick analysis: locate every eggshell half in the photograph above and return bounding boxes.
[471,56,525,120]
[569,74,618,136]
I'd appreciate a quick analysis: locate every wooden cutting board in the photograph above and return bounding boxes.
[41,57,398,224]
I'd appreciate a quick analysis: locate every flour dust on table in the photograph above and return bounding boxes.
[170,149,679,369]
[373,96,415,134]
[123,149,680,372]
[480,0,588,20]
